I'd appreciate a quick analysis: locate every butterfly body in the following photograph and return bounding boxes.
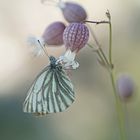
[23,56,75,116]
[49,56,57,68]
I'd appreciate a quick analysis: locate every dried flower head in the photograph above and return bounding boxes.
[116,74,135,101]
[63,22,89,52]
[42,21,66,45]
[58,1,87,23]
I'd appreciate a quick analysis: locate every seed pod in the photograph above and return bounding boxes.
[116,74,135,101]
[42,21,66,45]
[63,23,89,52]
[58,2,87,23]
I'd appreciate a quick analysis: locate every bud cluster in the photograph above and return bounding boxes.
[28,0,89,57]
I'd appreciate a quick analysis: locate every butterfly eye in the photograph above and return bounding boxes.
[49,56,56,62]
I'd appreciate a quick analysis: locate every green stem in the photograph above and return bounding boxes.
[87,43,108,67]
[110,71,126,140]
[87,14,127,140]
[99,47,110,67]
[87,25,110,68]
[108,18,126,140]
[109,22,112,65]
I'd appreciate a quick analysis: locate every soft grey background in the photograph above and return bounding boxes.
[0,0,140,140]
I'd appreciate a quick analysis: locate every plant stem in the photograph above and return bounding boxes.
[98,47,110,67]
[87,43,107,66]
[108,18,126,140]
[110,70,126,140]
[87,13,127,140]
[109,21,112,66]
[87,25,110,68]
[84,20,109,24]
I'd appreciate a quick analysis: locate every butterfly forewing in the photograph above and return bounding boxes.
[23,61,75,115]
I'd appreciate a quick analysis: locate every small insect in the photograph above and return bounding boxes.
[23,44,75,116]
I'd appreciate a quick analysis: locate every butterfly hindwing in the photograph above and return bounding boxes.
[46,68,75,113]
[23,66,50,114]
[23,65,75,115]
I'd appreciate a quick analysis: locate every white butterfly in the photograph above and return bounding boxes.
[23,56,75,116]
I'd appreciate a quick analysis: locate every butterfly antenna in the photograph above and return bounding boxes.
[37,40,50,58]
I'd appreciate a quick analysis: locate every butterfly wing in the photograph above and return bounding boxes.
[47,68,75,113]
[23,66,51,115]
[23,66,75,115]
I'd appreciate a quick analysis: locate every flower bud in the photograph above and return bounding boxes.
[42,21,66,45]
[58,2,87,23]
[63,23,89,52]
[116,74,135,101]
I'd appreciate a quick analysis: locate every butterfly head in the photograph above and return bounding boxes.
[49,56,56,62]
[49,56,57,68]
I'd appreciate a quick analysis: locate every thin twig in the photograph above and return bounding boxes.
[109,22,113,66]
[84,20,109,25]
[88,25,111,68]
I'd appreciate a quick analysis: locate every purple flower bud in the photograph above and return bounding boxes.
[58,2,87,23]
[116,74,135,100]
[42,21,66,45]
[63,23,89,52]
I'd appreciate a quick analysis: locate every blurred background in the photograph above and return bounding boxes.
[0,0,140,140]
